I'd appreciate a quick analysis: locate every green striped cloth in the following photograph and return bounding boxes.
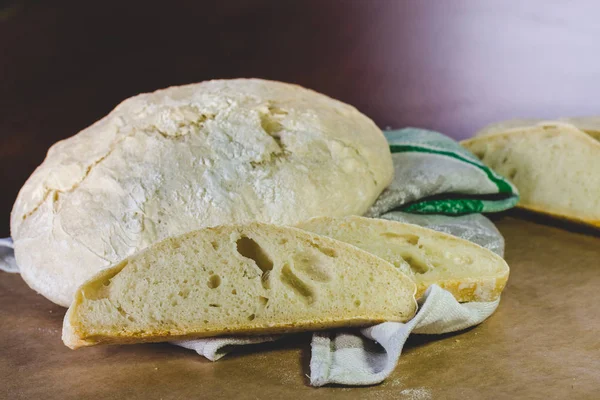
[365,128,519,217]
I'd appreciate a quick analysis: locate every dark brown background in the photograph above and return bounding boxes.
[2,0,600,236]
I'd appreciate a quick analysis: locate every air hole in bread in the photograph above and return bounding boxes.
[209,303,220,308]
[308,241,338,257]
[312,244,338,258]
[292,252,332,282]
[280,263,315,304]
[261,270,272,289]
[399,252,430,274]
[178,288,190,299]
[380,232,420,246]
[211,241,219,251]
[451,254,473,265]
[508,168,518,180]
[259,296,269,306]
[231,289,237,295]
[473,150,486,160]
[207,274,221,289]
[116,306,128,320]
[354,300,361,307]
[248,314,256,321]
[236,236,273,289]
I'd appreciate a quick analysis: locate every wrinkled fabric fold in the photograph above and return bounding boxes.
[310,285,499,386]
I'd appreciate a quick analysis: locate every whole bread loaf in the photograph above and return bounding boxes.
[62,223,417,349]
[11,79,393,307]
[298,216,509,302]
[462,121,600,228]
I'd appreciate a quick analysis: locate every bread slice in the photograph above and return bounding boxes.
[462,122,600,228]
[297,216,509,302]
[62,223,417,349]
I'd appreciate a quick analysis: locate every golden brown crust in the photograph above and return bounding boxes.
[64,314,406,349]
[516,203,600,229]
[417,274,509,303]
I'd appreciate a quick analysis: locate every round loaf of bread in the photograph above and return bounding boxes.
[11,79,393,307]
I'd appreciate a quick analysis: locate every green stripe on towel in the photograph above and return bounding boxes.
[365,128,519,217]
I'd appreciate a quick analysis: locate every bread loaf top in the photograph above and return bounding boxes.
[12,79,393,307]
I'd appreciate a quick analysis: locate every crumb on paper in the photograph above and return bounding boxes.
[399,388,432,400]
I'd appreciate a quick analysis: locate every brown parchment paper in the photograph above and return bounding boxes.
[1,216,599,400]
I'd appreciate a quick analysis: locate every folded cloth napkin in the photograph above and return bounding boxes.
[171,284,499,386]
[365,128,519,217]
[0,128,512,386]
[309,285,499,386]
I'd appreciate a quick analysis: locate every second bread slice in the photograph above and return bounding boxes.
[298,216,509,302]
[63,223,417,349]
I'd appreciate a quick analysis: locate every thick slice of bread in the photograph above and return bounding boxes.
[62,223,417,349]
[462,122,600,228]
[297,216,509,302]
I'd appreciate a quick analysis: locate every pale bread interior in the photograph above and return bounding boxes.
[63,223,417,349]
[297,216,509,302]
[462,123,600,227]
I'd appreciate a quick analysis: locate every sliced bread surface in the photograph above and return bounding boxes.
[297,216,509,302]
[63,223,417,349]
[462,122,600,228]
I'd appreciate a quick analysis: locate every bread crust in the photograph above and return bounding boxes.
[515,203,600,229]
[63,314,406,349]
